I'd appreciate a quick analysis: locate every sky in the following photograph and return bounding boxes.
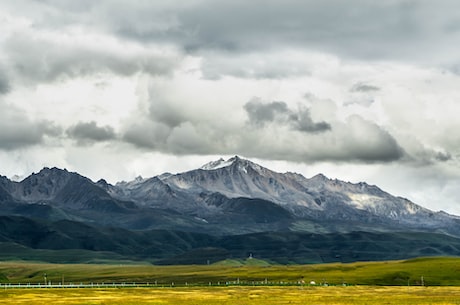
[1,0,460,214]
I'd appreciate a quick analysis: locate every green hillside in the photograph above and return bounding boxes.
[0,257,459,286]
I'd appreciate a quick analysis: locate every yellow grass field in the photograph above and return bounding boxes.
[1,286,460,305]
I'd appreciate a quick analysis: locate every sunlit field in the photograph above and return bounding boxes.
[2,258,460,304]
[2,257,460,286]
[2,286,460,305]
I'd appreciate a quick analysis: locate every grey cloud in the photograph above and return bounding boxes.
[290,108,331,133]
[122,121,230,155]
[0,105,62,150]
[0,71,10,94]
[345,83,380,107]
[344,98,375,107]
[435,151,452,162]
[244,100,289,126]
[350,83,380,92]
[240,115,404,164]
[244,99,331,133]
[4,33,179,84]
[407,147,454,166]
[122,120,171,149]
[122,103,403,164]
[200,52,313,80]
[148,98,186,129]
[5,0,460,81]
[337,116,405,163]
[121,95,404,165]
[96,0,460,65]
[67,121,116,144]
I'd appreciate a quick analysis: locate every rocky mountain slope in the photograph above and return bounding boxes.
[111,156,460,235]
[1,156,460,263]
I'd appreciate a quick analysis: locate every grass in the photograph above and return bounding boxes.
[2,257,460,304]
[2,286,460,305]
[1,256,460,286]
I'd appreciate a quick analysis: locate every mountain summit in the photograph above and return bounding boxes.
[104,156,460,236]
[0,156,457,236]
[1,157,460,263]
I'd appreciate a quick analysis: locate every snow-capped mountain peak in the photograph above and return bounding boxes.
[199,156,261,172]
[1,159,459,239]
[200,158,230,170]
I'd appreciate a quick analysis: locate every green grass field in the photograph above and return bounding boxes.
[1,286,460,305]
[1,256,460,286]
[2,257,460,304]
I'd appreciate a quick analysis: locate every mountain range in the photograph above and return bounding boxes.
[1,156,460,264]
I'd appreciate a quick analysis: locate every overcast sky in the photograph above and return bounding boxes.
[1,0,460,214]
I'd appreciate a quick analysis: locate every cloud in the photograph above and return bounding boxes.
[350,82,380,92]
[80,0,458,67]
[122,119,171,150]
[291,108,332,133]
[244,100,289,126]
[393,134,455,166]
[8,1,459,64]
[4,1,460,85]
[0,70,10,94]
[336,115,404,162]
[200,50,313,80]
[435,151,452,162]
[344,82,380,107]
[244,99,331,133]
[148,97,186,129]
[2,24,180,85]
[0,102,62,150]
[67,121,117,144]
[233,114,404,164]
[121,91,402,164]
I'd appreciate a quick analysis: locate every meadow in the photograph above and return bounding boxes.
[1,257,460,286]
[2,257,460,304]
[2,286,460,305]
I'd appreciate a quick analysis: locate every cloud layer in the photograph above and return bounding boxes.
[1,1,460,213]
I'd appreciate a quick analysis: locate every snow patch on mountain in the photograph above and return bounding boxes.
[115,176,146,190]
[347,193,384,210]
[107,155,460,233]
[200,158,233,170]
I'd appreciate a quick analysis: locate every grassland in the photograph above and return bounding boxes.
[1,256,460,286]
[2,286,460,305]
[2,257,460,304]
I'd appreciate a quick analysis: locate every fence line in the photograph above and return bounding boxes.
[0,280,330,289]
